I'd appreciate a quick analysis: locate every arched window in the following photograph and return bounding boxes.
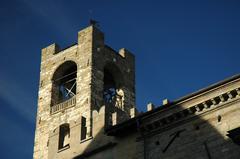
[59,123,70,150]
[103,63,124,109]
[51,61,77,105]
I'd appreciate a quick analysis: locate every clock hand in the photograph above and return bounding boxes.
[162,129,185,153]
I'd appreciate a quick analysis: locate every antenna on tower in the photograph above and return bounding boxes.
[89,19,100,28]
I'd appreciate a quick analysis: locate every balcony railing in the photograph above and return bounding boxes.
[51,96,76,114]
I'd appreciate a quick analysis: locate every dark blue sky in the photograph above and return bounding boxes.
[1,0,240,158]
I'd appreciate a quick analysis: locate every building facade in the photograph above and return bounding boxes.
[33,25,240,159]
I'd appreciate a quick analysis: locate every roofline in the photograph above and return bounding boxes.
[172,74,240,104]
[106,73,240,135]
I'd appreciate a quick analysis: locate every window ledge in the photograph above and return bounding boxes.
[80,136,93,144]
[58,145,70,153]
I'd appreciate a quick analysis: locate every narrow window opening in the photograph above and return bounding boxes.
[58,123,70,150]
[103,69,116,103]
[81,116,87,140]
[217,115,222,122]
[103,64,124,109]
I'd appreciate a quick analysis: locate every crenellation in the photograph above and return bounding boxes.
[118,48,135,60]
[147,103,155,111]
[130,107,137,118]
[41,43,60,61]
[34,24,240,159]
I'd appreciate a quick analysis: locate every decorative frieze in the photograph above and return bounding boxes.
[141,88,240,133]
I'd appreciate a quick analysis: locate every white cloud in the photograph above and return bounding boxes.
[0,114,33,156]
[0,74,36,123]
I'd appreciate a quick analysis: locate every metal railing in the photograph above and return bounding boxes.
[51,96,76,114]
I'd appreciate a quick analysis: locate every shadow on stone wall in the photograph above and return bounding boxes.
[73,88,240,159]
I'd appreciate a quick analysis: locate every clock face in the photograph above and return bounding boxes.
[103,87,116,103]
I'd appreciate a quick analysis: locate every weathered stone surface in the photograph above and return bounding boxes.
[34,25,240,159]
[33,25,136,159]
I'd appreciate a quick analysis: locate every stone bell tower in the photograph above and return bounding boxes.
[33,25,136,159]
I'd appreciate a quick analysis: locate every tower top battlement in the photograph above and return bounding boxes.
[41,25,134,63]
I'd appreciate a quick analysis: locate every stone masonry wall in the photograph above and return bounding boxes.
[34,26,95,159]
[33,25,136,159]
[33,24,240,159]
[141,77,240,159]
